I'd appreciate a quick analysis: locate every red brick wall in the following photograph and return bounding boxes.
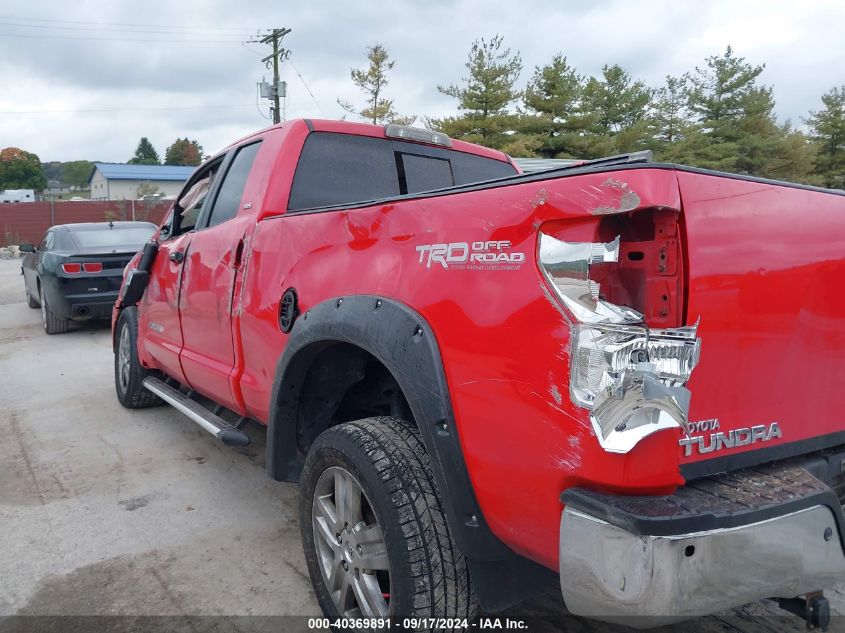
[0,200,171,245]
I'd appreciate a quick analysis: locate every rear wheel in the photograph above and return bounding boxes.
[39,284,68,335]
[114,307,161,408]
[26,286,39,309]
[299,417,476,629]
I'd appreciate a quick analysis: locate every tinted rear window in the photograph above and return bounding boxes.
[71,226,156,249]
[451,151,518,184]
[288,132,516,210]
[401,153,454,193]
[288,134,400,210]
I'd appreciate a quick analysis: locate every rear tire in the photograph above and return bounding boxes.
[300,417,476,629]
[26,287,39,309]
[39,284,68,335]
[114,306,162,408]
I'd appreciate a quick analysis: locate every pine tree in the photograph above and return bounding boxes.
[429,35,522,148]
[806,85,845,189]
[579,64,652,156]
[652,76,692,146]
[682,46,765,171]
[338,44,413,125]
[520,54,591,158]
[128,137,160,165]
[164,138,203,166]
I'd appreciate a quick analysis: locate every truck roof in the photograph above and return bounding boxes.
[225,118,512,165]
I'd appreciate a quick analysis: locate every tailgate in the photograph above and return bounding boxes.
[678,170,845,475]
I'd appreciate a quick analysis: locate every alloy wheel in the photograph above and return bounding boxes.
[312,466,390,618]
[39,287,46,329]
[118,325,131,392]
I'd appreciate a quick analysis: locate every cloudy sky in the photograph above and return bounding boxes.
[0,0,842,162]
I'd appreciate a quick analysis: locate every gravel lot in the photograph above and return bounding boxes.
[0,256,842,632]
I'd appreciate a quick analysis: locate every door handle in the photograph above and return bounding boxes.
[169,251,184,264]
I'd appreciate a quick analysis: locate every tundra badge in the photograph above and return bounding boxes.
[679,420,782,456]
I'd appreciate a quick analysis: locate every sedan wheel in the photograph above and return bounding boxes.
[39,286,46,327]
[38,285,69,334]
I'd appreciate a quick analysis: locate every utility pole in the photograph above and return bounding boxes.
[248,28,291,124]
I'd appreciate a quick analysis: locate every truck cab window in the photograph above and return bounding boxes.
[288,133,400,210]
[173,162,221,235]
[178,175,213,232]
[288,131,517,211]
[206,141,262,228]
[401,153,454,193]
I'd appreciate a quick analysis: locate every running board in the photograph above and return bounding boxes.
[142,377,250,447]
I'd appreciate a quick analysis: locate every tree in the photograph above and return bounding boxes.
[652,76,691,146]
[806,85,845,189]
[339,44,413,125]
[41,161,63,183]
[681,46,765,171]
[520,54,592,158]
[687,46,764,127]
[61,161,95,189]
[164,138,203,166]
[429,34,522,148]
[128,137,161,165]
[681,46,813,180]
[579,64,653,156]
[0,147,47,190]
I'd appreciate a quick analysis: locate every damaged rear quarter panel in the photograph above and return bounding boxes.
[239,166,686,569]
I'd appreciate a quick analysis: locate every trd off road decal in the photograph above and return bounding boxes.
[416,240,526,271]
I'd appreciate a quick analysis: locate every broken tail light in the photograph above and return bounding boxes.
[539,229,701,454]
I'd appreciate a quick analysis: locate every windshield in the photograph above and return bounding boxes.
[71,226,156,249]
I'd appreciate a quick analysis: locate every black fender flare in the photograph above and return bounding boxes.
[265,294,512,561]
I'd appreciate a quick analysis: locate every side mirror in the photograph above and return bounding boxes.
[18,243,35,253]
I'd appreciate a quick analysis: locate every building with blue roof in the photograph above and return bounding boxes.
[88,162,196,201]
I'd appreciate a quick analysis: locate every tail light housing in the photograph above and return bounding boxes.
[62,262,103,273]
[538,215,701,454]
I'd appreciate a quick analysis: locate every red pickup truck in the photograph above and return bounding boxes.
[113,119,845,629]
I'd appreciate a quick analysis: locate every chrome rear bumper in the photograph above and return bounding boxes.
[559,464,845,627]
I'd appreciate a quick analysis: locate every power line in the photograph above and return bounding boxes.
[0,15,257,32]
[289,59,326,116]
[255,83,271,121]
[0,32,246,43]
[0,104,255,114]
[0,20,255,37]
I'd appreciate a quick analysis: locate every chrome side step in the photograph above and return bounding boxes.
[142,377,250,447]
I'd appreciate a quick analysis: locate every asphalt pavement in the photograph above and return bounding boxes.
[0,257,842,633]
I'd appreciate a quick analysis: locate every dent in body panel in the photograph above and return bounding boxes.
[586,178,642,215]
[238,167,689,568]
